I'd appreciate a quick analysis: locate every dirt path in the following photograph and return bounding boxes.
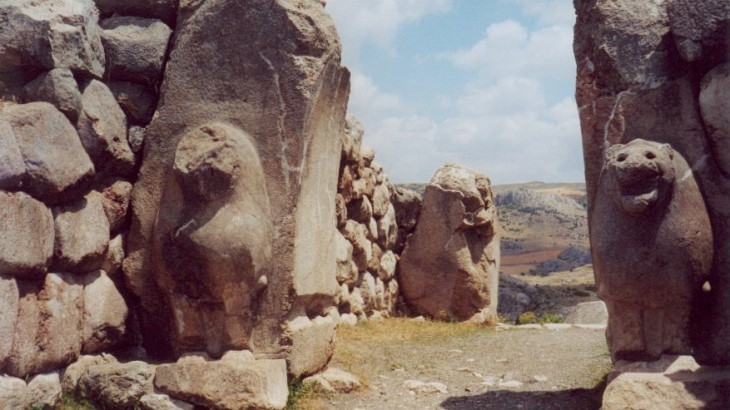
[305,320,610,410]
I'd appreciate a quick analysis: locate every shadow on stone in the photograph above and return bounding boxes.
[440,383,606,410]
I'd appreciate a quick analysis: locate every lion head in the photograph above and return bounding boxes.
[603,139,676,215]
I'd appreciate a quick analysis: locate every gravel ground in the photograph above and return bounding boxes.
[317,322,610,410]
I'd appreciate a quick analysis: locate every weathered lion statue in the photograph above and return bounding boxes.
[591,138,713,361]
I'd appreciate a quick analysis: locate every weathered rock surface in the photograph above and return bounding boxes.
[79,361,155,409]
[603,355,730,410]
[124,0,349,363]
[77,79,135,177]
[100,16,172,84]
[154,354,288,410]
[23,68,82,122]
[0,275,19,364]
[61,353,118,394]
[0,0,106,77]
[0,375,29,410]
[0,191,54,278]
[97,178,133,234]
[699,63,730,176]
[667,0,730,63]
[0,116,25,190]
[108,81,157,125]
[5,273,83,377]
[53,191,110,273]
[399,164,500,322]
[286,311,338,378]
[82,270,128,354]
[391,186,422,253]
[27,371,62,409]
[3,102,94,203]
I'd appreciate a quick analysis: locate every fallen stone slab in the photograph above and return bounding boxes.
[79,361,155,409]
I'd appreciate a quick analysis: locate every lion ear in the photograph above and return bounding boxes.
[660,143,674,160]
[605,144,623,161]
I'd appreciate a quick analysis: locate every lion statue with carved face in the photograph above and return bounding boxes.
[590,138,713,361]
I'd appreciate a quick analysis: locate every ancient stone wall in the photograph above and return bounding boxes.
[332,115,413,323]
[0,0,349,407]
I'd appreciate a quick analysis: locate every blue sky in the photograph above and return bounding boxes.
[326,0,582,184]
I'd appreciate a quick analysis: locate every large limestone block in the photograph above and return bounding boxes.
[154,354,288,410]
[82,270,128,354]
[0,275,19,365]
[399,164,500,322]
[5,273,83,378]
[0,0,105,77]
[0,116,25,190]
[77,79,135,177]
[53,191,110,273]
[286,311,338,378]
[0,375,29,410]
[0,191,54,278]
[100,16,172,84]
[79,361,155,409]
[603,355,730,409]
[591,139,713,361]
[124,0,349,359]
[94,0,178,25]
[23,68,82,122]
[3,102,94,204]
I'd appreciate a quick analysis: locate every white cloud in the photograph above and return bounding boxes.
[347,71,405,126]
[507,0,576,26]
[327,0,582,183]
[326,0,452,61]
[444,20,574,85]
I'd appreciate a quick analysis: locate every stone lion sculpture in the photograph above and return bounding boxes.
[152,122,273,358]
[590,138,713,361]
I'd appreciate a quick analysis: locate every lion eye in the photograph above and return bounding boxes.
[645,151,656,160]
[616,153,628,162]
